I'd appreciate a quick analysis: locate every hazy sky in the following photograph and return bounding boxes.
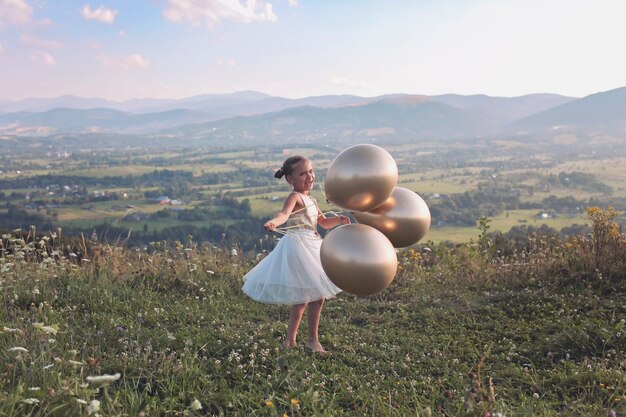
[1,0,625,101]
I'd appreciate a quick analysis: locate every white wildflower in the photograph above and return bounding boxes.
[86,373,121,385]
[8,347,28,353]
[231,248,238,256]
[23,398,40,405]
[87,399,101,415]
[75,398,88,405]
[28,387,41,391]
[207,270,215,275]
[190,399,203,411]
[2,327,23,333]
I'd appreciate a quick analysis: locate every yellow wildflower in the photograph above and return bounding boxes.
[291,398,300,406]
[33,322,59,335]
[190,399,202,411]
[265,400,274,407]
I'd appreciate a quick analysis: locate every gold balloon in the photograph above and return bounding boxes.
[324,144,398,212]
[353,187,431,248]
[320,224,398,296]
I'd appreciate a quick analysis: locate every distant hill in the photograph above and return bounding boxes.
[434,93,575,127]
[0,107,207,134]
[506,87,626,133]
[4,88,626,140]
[161,97,490,144]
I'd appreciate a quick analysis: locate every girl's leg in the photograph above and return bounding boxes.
[306,298,326,353]
[284,303,307,348]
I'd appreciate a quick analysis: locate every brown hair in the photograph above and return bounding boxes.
[274,155,308,179]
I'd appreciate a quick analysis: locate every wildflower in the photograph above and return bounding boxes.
[265,400,274,407]
[8,347,28,353]
[207,270,215,275]
[291,398,300,406]
[22,398,40,405]
[86,372,121,385]
[75,399,88,405]
[33,322,59,335]
[2,327,23,333]
[28,387,41,391]
[87,399,101,415]
[190,399,203,411]
[231,248,238,256]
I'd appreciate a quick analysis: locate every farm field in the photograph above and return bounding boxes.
[2,137,625,247]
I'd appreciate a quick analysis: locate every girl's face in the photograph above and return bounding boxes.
[286,159,315,193]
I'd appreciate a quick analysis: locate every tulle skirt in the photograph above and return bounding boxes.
[242,230,342,304]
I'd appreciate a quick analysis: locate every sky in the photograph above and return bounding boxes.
[1,0,626,101]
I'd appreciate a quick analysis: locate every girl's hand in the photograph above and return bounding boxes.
[264,221,277,231]
[339,215,350,225]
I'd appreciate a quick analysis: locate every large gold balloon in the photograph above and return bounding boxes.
[320,224,398,296]
[353,187,431,248]
[324,144,398,212]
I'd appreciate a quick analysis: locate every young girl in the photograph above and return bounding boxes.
[242,155,350,353]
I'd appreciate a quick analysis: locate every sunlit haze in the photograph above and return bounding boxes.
[1,0,625,101]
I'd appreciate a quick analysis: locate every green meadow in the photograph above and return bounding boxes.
[1,208,624,416]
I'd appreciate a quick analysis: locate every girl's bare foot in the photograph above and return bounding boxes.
[282,340,299,350]
[305,340,328,353]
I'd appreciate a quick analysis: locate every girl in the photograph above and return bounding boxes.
[242,155,350,353]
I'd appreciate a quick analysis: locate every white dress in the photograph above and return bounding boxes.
[242,192,342,304]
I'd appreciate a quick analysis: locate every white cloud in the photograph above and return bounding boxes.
[97,53,150,70]
[0,0,33,27]
[287,0,297,7]
[85,39,102,49]
[217,57,235,66]
[21,33,62,49]
[163,0,277,27]
[330,74,365,89]
[31,51,56,66]
[0,43,4,54]
[82,4,117,24]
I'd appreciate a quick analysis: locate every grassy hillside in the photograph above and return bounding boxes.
[1,208,625,417]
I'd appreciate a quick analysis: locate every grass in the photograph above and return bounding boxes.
[1,211,625,417]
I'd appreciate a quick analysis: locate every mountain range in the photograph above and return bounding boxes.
[1,87,625,141]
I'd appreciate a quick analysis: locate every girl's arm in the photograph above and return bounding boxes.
[318,213,350,229]
[264,193,300,231]
[315,200,350,229]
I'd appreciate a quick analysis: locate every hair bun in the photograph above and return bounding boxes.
[274,168,284,179]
